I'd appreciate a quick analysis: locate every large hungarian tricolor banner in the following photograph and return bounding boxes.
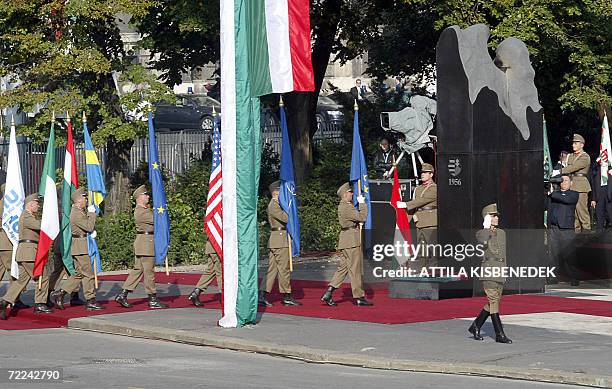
[59,114,78,275]
[219,0,314,328]
[34,117,60,277]
[597,113,611,186]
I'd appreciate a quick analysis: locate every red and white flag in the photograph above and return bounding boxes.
[205,115,223,259]
[390,169,414,266]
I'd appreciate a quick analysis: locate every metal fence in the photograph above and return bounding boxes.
[0,121,344,194]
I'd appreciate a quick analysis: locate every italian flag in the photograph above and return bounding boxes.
[219,0,314,328]
[59,114,78,275]
[34,118,60,277]
[598,113,611,186]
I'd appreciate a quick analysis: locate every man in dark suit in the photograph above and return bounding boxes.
[590,164,612,231]
[350,79,367,101]
[548,175,579,285]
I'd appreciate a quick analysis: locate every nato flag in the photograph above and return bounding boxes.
[279,103,300,257]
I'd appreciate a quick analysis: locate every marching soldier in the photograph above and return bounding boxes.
[0,194,53,319]
[115,185,168,309]
[468,203,512,344]
[0,184,29,309]
[258,181,301,307]
[187,240,222,306]
[320,182,372,306]
[397,163,438,270]
[561,134,591,231]
[53,188,103,310]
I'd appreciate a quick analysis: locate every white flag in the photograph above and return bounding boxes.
[2,118,25,278]
[598,114,611,186]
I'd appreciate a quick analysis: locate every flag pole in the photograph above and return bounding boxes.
[287,233,293,272]
[93,260,99,289]
[165,257,169,275]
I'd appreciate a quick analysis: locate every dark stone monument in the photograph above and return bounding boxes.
[436,24,546,297]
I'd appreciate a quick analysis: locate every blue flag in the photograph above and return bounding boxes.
[83,119,105,273]
[148,111,171,265]
[278,103,300,257]
[349,105,372,230]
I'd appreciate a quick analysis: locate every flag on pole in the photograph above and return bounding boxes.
[34,116,60,277]
[205,111,223,259]
[219,0,314,328]
[278,100,300,257]
[390,168,414,266]
[543,118,553,181]
[349,102,372,230]
[147,109,170,266]
[83,114,105,273]
[597,113,611,186]
[2,117,25,278]
[59,114,77,275]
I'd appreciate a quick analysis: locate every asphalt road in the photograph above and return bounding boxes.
[0,329,586,389]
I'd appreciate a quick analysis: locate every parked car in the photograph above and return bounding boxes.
[154,94,219,131]
[316,95,345,129]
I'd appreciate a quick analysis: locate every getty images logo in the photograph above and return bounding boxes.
[448,158,462,186]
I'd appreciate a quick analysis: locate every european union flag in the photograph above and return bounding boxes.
[278,102,300,257]
[148,110,170,265]
[349,102,372,230]
[83,117,105,273]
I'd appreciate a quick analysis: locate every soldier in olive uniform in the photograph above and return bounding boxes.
[321,182,372,306]
[53,188,103,310]
[115,185,168,309]
[0,194,53,319]
[397,163,438,270]
[258,181,301,307]
[0,184,29,309]
[188,240,222,306]
[561,134,591,231]
[467,203,512,344]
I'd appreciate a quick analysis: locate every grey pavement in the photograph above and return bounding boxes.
[0,328,589,389]
[68,308,612,388]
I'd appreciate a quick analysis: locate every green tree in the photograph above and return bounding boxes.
[0,0,175,212]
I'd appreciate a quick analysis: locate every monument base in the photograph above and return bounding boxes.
[388,277,463,300]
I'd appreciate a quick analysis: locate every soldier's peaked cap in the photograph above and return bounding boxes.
[269,180,280,193]
[572,134,585,143]
[133,185,148,200]
[25,193,39,203]
[482,203,498,218]
[421,163,434,173]
[71,187,87,202]
[337,182,352,197]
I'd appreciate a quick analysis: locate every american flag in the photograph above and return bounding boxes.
[205,113,223,258]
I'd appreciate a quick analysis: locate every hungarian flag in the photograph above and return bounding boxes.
[219,0,314,328]
[390,168,415,267]
[543,118,553,181]
[34,117,60,277]
[597,113,611,186]
[59,114,78,275]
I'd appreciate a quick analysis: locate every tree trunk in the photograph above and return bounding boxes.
[104,136,133,214]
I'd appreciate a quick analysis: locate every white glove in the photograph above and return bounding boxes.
[551,169,560,177]
[87,205,96,213]
[483,214,492,229]
[396,201,407,209]
[357,195,366,204]
[91,230,97,239]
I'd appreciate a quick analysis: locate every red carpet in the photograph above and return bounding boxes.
[2,272,612,330]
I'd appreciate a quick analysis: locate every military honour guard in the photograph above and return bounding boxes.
[468,203,512,344]
[320,182,372,307]
[561,134,591,231]
[188,239,223,306]
[115,185,168,309]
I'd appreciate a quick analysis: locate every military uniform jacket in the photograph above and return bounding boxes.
[268,199,289,249]
[16,210,41,262]
[70,206,96,255]
[337,201,367,250]
[134,205,155,257]
[476,228,507,283]
[0,200,13,251]
[406,182,437,228]
[561,152,591,193]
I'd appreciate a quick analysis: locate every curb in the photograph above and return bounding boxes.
[67,317,611,388]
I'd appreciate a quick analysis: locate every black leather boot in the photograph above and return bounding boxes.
[148,294,168,309]
[86,299,104,311]
[115,289,133,308]
[70,292,86,306]
[188,288,204,307]
[13,298,31,309]
[282,293,302,306]
[33,303,53,314]
[354,297,373,306]
[0,300,8,320]
[491,313,512,344]
[258,291,273,307]
[468,309,490,340]
[53,290,67,310]
[320,286,337,306]
[46,290,55,308]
